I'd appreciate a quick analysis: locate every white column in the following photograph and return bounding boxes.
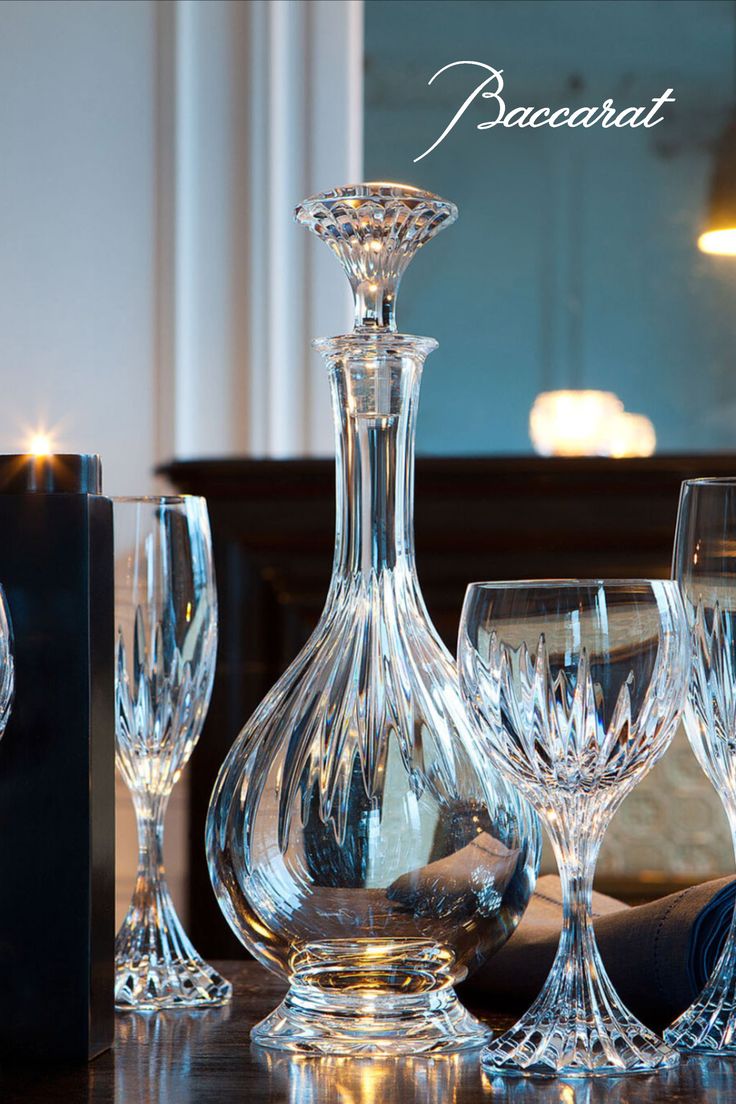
[156,0,363,464]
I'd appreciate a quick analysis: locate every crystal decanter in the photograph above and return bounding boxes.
[206,183,540,1056]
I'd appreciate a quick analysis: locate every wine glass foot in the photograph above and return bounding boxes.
[482,1003,677,1078]
[665,993,736,1054]
[664,930,736,1054]
[115,957,232,1012]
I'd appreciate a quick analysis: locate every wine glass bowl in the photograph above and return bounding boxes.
[459,580,688,1077]
[666,478,736,1053]
[113,495,231,1011]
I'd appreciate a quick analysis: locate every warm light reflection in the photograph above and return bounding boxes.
[529,390,623,457]
[260,1048,473,1104]
[28,432,53,456]
[608,411,656,458]
[698,228,736,255]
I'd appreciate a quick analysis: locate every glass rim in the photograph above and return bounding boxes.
[465,578,679,590]
[681,477,736,487]
[110,494,201,505]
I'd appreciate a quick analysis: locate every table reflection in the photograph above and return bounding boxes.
[109,987,736,1104]
[677,1055,736,1103]
[114,1005,231,1104]
[256,1046,489,1104]
[481,1056,736,1104]
[482,1068,680,1104]
[255,1046,736,1104]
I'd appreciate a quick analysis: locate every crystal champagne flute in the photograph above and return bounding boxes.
[459,580,688,1076]
[666,478,736,1052]
[114,496,231,1010]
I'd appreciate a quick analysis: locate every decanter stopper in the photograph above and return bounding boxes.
[295,182,457,331]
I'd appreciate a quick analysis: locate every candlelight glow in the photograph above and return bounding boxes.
[529,390,623,457]
[608,411,657,458]
[28,432,53,456]
[529,390,657,457]
[698,228,736,256]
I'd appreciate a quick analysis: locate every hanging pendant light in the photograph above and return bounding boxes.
[698,116,736,255]
[698,3,736,255]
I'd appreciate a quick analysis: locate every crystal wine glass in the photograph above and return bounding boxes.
[0,585,13,739]
[459,580,688,1077]
[665,477,736,1053]
[114,496,231,1010]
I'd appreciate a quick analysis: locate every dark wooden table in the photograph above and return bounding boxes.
[5,961,736,1103]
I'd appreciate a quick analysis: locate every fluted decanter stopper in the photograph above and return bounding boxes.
[206,182,540,1058]
[296,182,457,331]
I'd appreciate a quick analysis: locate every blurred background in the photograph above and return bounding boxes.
[366,0,736,456]
[1,0,734,939]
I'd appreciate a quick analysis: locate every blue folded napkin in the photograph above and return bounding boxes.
[689,878,736,993]
[461,874,736,1028]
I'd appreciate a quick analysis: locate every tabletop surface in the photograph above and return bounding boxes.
[4,960,736,1103]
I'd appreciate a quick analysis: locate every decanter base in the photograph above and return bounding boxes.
[251,986,490,1056]
[251,938,490,1056]
[115,958,232,1012]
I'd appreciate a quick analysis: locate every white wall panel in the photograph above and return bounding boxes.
[0,0,157,494]
[0,0,364,927]
[159,0,363,459]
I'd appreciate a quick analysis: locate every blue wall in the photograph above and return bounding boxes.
[364,0,736,454]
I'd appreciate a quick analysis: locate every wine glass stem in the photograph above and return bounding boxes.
[550,814,605,988]
[132,790,171,909]
[665,790,736,1049]
[704,795,736,994]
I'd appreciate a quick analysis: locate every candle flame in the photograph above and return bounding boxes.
[28,432,53,457]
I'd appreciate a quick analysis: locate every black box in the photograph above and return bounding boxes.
[0,454,114,1061]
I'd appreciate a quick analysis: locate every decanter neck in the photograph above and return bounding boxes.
[320,334,436,576]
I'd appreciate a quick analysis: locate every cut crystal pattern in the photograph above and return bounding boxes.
[480,630,683,806]
[206,184,539,1055]
[296,183,457,331]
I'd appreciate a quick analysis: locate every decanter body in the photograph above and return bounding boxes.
[206,184,540,1055]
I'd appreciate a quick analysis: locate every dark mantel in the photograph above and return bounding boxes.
[161,453,736,957]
